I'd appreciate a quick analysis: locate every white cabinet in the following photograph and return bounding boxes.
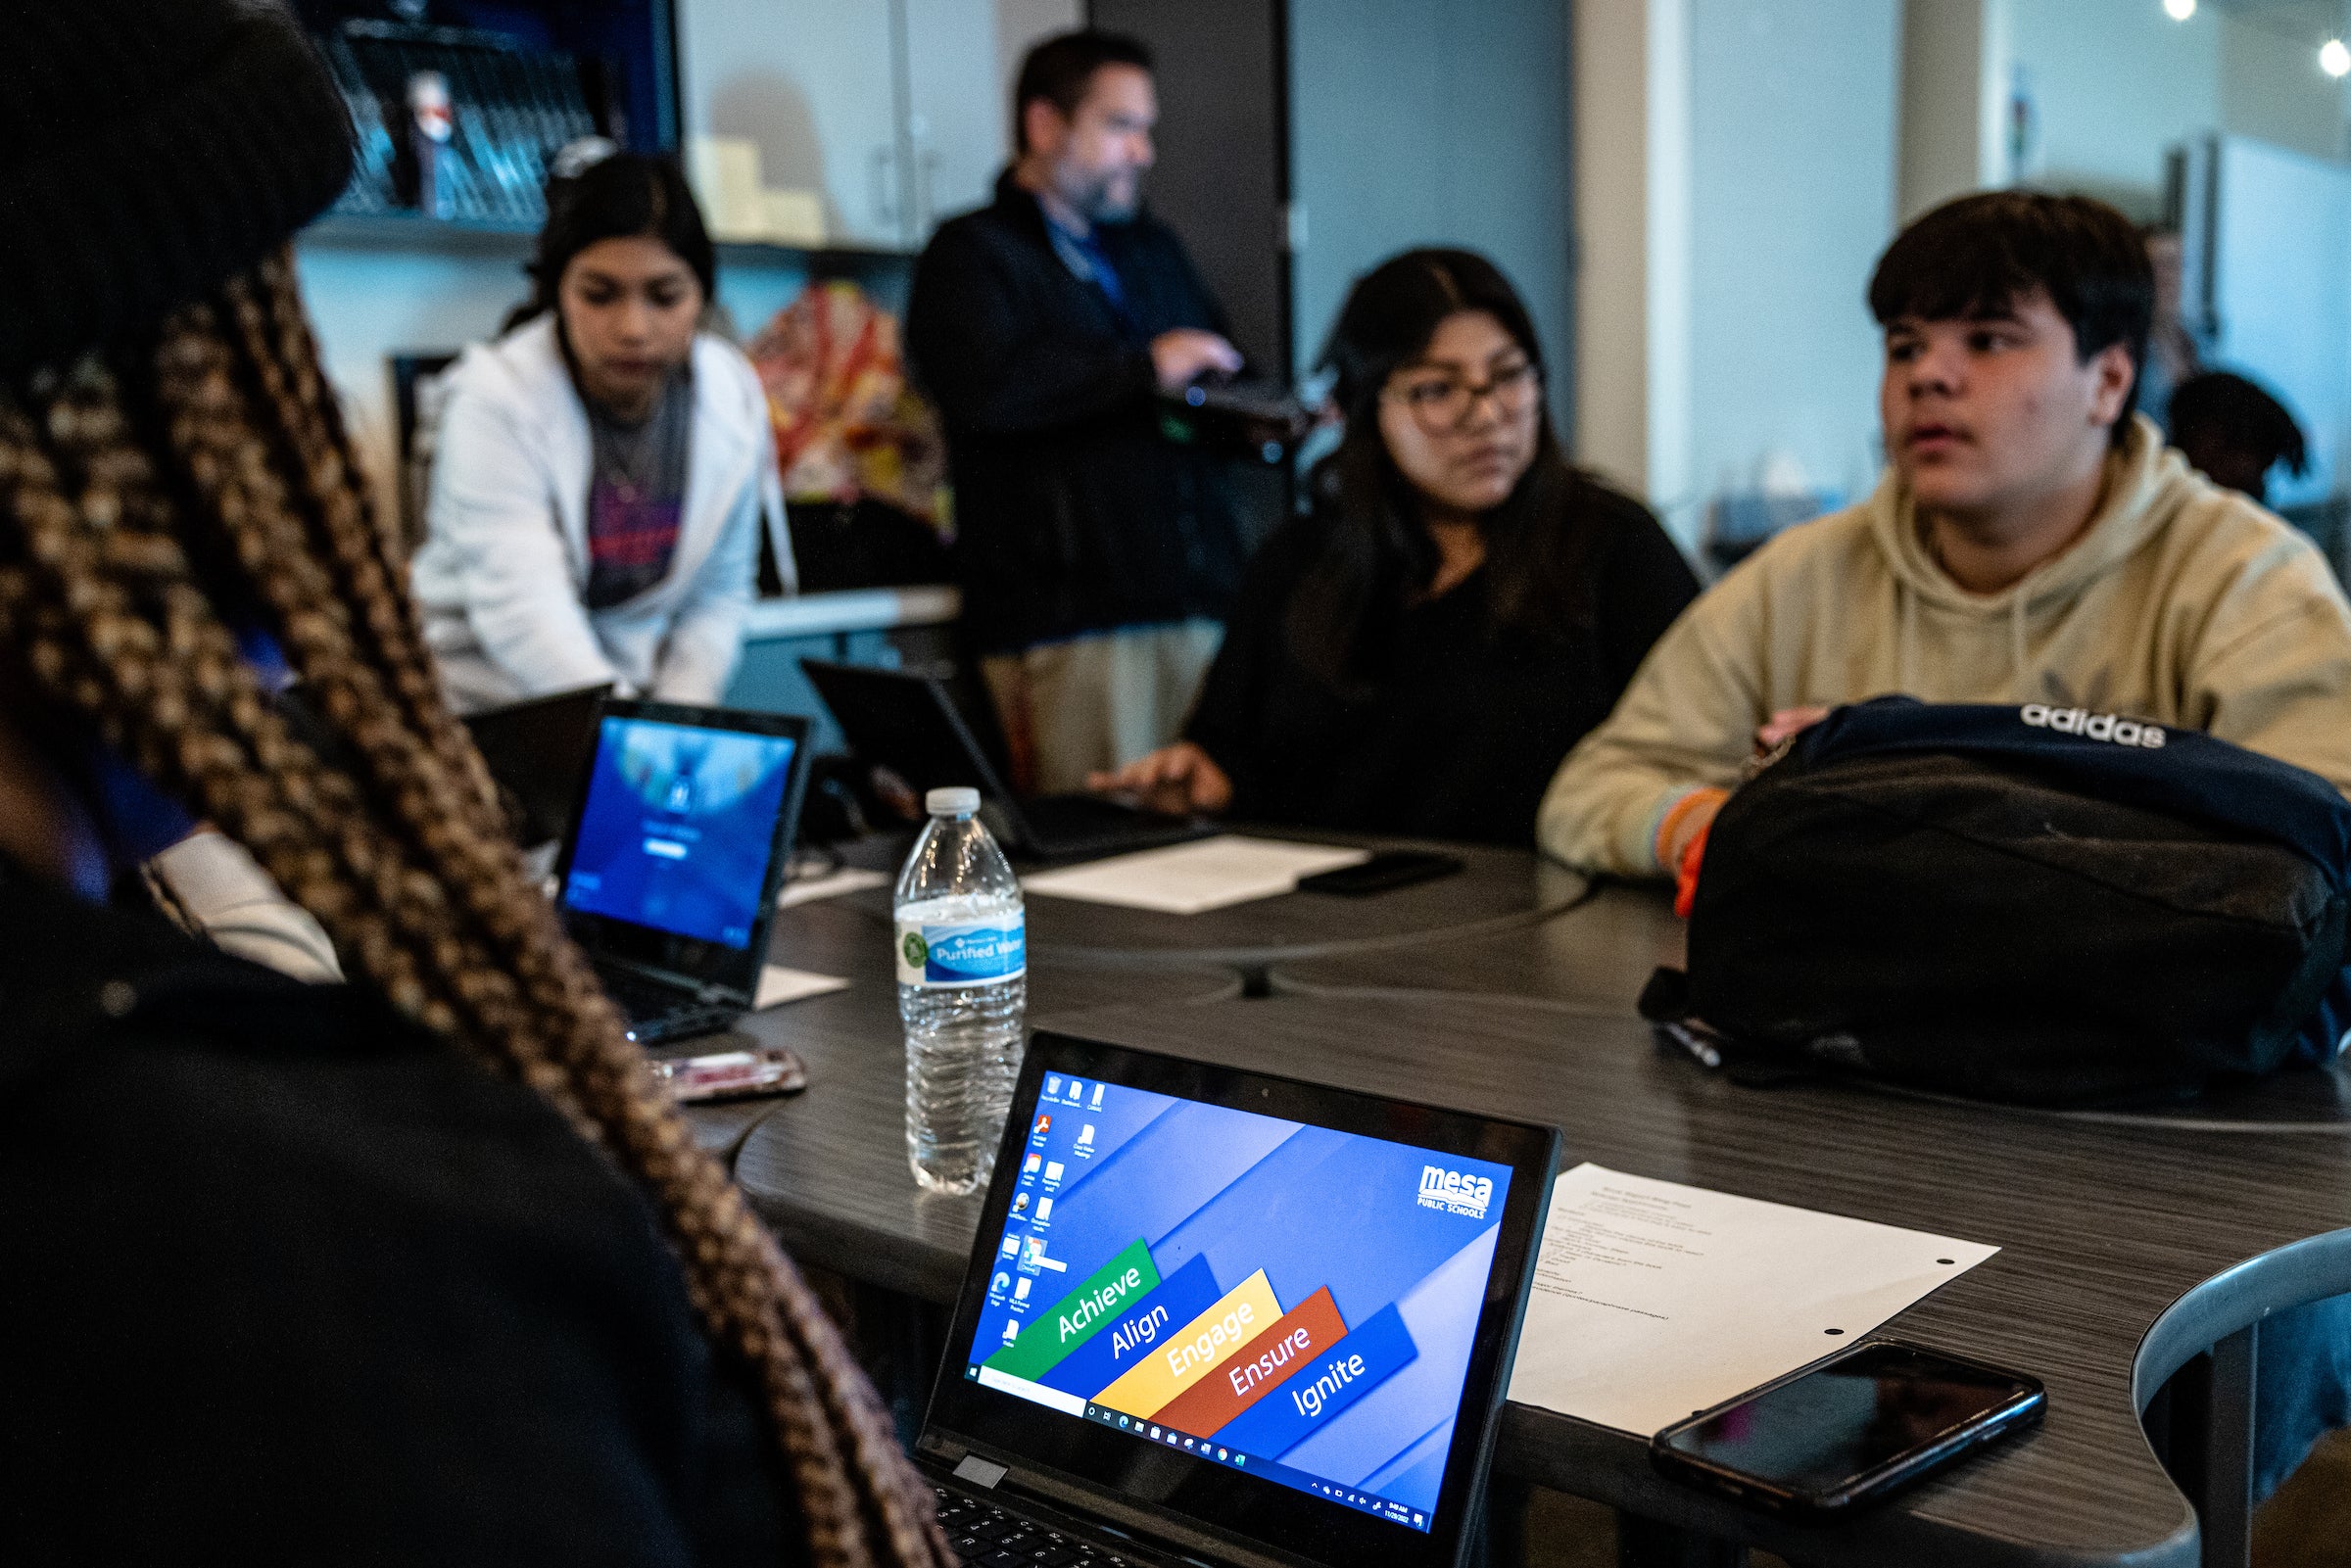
[900,0,1014,233]
[679,0,906,249]
[679,0,1070,251]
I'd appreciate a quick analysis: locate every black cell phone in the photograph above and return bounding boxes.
[1297,850,1465,896]
[1650,1340,2044,1519]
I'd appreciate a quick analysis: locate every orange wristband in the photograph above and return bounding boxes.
[1673,819,1712,919]
[1653,787,1730,874]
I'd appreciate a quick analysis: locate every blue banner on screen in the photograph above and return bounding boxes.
[965,1076,1512,1535]
[560,717,796,949]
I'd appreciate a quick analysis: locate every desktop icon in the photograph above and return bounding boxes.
[1066,1078,1082,1101]
[1023,1152,1041,1175]
[1021,1236,1048,1267]
[1149,1428,1161,1440]
[1034,1197,1053,1221]
[1032,1113,1051,1136]
[1046,1075,1062,1096]
[1001,1320,1018,1342]
[1011,1192,1031,1215]
[990,1271,1011,1296]
[999,1236,1019,1257]
[1118,1416,1129,1429]
[1013,1276,1032,1301]
[1077,1123,1095,1148]
[1217,1449,1227,1460]
[1043,1161,1064,1182]
[1090,1082,1105,1108]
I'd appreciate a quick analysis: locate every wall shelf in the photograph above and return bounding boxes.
[298,210,916,271]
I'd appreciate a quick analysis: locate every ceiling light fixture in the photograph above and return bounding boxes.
[2326,37,2351,76]
[2163,0,2193,20]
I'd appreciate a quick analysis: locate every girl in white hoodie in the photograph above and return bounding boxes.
[413,148,790,712]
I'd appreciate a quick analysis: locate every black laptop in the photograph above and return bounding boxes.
[461,682,612,847]
[551,699,811,1045]
[916,1031,1559,1568]
[799,658,1210,862]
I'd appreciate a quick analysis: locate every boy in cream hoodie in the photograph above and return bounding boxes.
[1541,191,2351,883]
[1542,189,2351,1505]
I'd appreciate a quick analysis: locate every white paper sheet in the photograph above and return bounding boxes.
[754,965,849,1010]
[776,867,888,908]
[1506,1164,1998,1434]
[1019,834,1370,915]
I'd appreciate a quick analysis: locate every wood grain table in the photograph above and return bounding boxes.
[674,896,1239,1164]
[818,829,1593,975]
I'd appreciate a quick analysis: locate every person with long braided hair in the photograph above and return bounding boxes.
[0,6,950,1563]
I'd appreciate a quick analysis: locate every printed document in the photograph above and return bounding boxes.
[1022,835,1369,915]
[1507,1164,1998,1434]
[754,965,849,1010]
[777,866,888,908]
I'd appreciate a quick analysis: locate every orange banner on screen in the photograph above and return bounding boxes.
[1152,1286,1348,1439]
[1092,1268,1280,1419]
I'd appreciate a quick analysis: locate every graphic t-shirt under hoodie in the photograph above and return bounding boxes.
[1540,414,2351,875]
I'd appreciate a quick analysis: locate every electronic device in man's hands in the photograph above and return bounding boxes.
[1299,851,1464,897]
[1649,1340,2044,1518]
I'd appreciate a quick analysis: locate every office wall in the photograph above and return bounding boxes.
[2005,0,2348,220]
[1286,0,1574,394]
[1667,0,1899,544]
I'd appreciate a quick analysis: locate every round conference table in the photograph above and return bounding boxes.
[688,841,2351,1568]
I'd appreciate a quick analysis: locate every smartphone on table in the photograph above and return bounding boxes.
[1650,1339,2044,1518]
[1297,850,1464,896]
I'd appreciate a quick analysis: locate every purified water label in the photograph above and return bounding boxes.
[898,918,1027,986]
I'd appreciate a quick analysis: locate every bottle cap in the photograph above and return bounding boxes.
[926,786,982,818]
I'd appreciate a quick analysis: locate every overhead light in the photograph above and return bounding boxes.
[2326,37,2351,76]
[2163,0,2193,20]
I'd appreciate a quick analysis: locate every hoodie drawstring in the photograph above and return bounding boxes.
[1895,578,1914,694]
[2010,592,2027,693]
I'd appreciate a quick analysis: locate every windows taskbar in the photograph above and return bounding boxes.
[1078,1399,1430,1534]
[962,1363,1432,1533]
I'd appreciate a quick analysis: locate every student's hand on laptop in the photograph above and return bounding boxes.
[1150,329,1244,393]
[1087,742,1233,817]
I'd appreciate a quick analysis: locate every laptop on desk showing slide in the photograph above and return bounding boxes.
[799,658,1211,863]
[917,1031,1559,1568]
[552,699,811,1045]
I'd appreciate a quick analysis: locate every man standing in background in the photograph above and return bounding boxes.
[908,29,1256,793]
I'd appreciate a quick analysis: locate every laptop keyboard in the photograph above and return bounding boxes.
[934,1486,1134,1567]
[598,969,738,1045]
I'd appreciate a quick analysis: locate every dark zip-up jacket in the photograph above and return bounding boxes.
[907,170,1255,653]
[0,866,800,1563]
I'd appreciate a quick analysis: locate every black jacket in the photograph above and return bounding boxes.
[1185,489,1700,844]
[906,171,1255,653]
[0,868,799,1564]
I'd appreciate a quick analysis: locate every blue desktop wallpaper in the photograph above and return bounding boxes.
[560,718,796,949]
[966,1074,1513,1533]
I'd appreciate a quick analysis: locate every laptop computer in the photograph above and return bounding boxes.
[461,682,612,847]
[799,658,1210,863]
[916,1030,1559,1568]
[551,699,811,1045]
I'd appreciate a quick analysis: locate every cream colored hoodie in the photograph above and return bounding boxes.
[1539,416,2351,875]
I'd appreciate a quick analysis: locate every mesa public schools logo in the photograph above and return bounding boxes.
[1417,1164,1492,1219]
[902,932,929,968]
[2020,703,2166,749]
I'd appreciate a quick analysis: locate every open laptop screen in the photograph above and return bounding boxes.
[926,1035,1555,1568]
[562,714,798,948]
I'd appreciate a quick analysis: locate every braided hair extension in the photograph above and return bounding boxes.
[0,250,949,1568]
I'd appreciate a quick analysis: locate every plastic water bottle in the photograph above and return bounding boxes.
[896,786,1028,1195]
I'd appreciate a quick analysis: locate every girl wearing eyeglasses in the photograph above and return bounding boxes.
[1089,249,1697,844]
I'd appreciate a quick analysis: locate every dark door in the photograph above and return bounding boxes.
[1087,0,1289,373]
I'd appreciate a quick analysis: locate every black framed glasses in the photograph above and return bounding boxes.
[1383,359,1540,433]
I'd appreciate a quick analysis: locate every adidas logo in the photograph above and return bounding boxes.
[2019,704,2166,748]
